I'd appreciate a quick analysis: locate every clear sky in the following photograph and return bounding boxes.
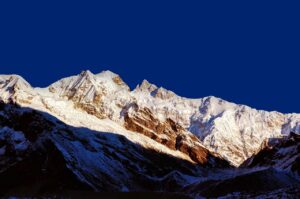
[0,1,299,113]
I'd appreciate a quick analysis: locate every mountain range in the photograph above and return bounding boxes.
[0,70,299,198]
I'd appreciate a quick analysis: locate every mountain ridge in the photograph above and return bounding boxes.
[0,70,299,197]
[0,70,299,167]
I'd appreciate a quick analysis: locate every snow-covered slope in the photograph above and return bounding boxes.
[0,98,211,194]
[0,70,299,167]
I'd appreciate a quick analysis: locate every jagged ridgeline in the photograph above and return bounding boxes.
[0,70,299,198]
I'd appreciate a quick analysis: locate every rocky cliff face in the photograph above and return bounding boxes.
[123,103,224,166]
[244,132,300,177]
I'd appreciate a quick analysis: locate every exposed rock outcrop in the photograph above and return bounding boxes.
[123,103,227,166]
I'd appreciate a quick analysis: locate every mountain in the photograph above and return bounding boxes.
[244,132,300,177]
[0,70,299,198]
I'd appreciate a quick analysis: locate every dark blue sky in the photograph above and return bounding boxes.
[0,1,299,113]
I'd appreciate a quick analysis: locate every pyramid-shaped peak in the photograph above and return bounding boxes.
[136,79,158,92]
[77,70,98,82]
[79,70,94,77]
[0,74,33,102]
[0,74,27,82]
[71,70,96,85]
[0,74,32,90]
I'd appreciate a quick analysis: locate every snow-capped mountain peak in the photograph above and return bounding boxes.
[135,79,158,93]
[0,74,33,102]
[0,69,300,197]
[0,74,32,90]
[0,70,299,167]
[95,70,119,79]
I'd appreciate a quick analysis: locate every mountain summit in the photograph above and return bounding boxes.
[0,70,299,198]
[2,70,298,166]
